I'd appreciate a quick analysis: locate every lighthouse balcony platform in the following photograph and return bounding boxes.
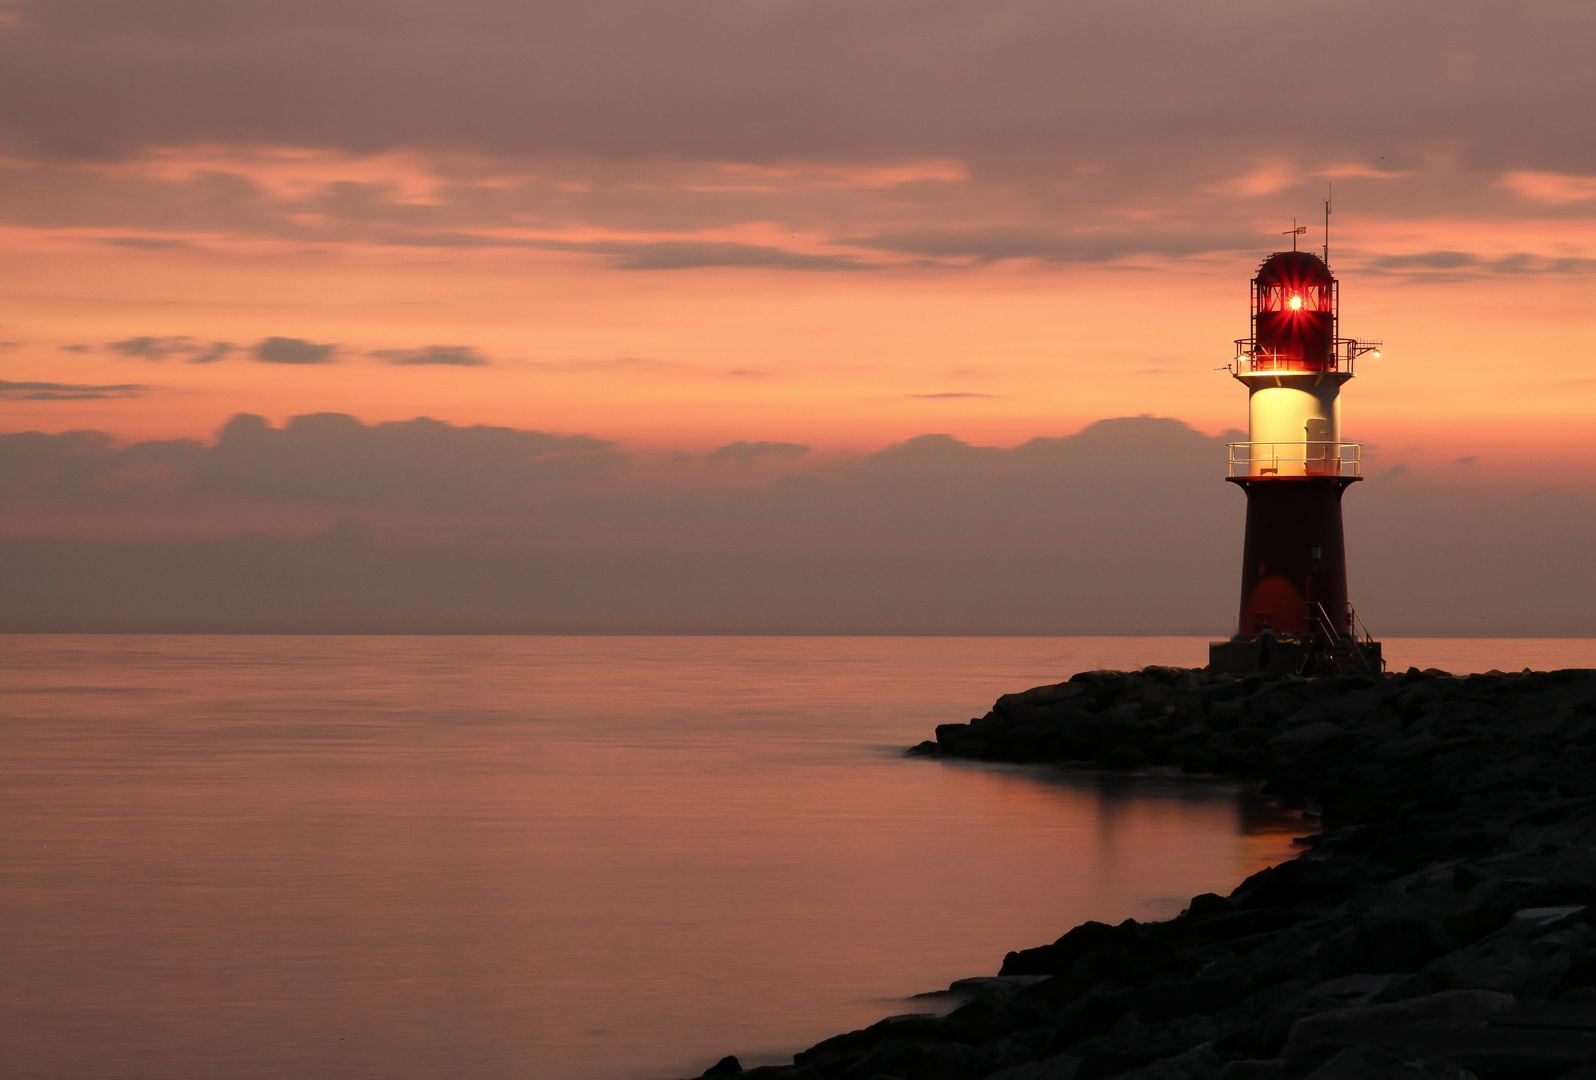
[1230,337,1382,375]
[1227,441,1362,479]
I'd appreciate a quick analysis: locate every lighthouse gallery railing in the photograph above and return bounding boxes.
[1227,442,1362,479]
[1230,338,1382,376]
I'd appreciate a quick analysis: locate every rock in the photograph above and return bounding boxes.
[1267,721,1344,748]
[1281,990,1518,1059]
[729,1067,820,1080]
[1067,1009,1149,1069]
[1126,976,1251,1022]
[1000,919,1140,976]
[1303,1046,1475,1080]
[1311,916,1451,978]
[1230,858,1355,910]
[829,1038,975,1080]
[1214,1063,1287,1080]
[943,975,1053,998]
[700,1056,743,1078]
[1105,1043,1223,1079]
[935,723,986,755]
[1300,973,1419,1010]
[985,1053,1083,1080]
[793,1014,948,1066]
[1070,670,1132,684]
[1513,904,1588,929]
[1184,893,1235,918]
[996,683,1087,714]
[1423,917,1594,996]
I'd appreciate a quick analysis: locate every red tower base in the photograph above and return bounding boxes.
[1206,476,1383,675]
[1232,475,1355,635]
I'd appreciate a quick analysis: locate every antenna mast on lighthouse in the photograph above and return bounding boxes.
[1323,184,1332,267]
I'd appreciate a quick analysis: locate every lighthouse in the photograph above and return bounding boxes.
[1208,232,1384,674]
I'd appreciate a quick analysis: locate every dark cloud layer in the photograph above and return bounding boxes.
[253,337,337,364]
[0,1,1588,273]
[90,335,495,366]
[190,412,623,507]
[534,238,868,271]
[0,378,149,400]
[0,412,621,508]
[99,235,188,250]
[3,0,1591,175]
[0,428,200,495]
[1368,251,1596,275]
[2,413,1592,634]
[704,440,810,469]
[370,345,489,366]
[849,227,1264,265]
[110,336,231,362]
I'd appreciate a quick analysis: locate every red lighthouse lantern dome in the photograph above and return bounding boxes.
[1251,250,1336,372]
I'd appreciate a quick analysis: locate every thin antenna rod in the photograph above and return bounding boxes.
[1324,183,1332,266]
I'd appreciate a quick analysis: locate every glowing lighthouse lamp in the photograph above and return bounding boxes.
[1208,222,1384,675]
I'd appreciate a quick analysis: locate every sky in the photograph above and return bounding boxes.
[2,0,1594,634]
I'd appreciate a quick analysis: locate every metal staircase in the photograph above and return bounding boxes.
[1305,601,1384,674]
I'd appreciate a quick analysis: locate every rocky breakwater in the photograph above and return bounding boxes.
[686,665,1596,1080]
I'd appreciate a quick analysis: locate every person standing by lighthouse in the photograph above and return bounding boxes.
[1209,222,1383,674]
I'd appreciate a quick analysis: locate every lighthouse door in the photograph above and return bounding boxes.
[1305,418,1332,475]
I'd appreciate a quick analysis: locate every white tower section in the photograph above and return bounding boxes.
[1237,371,1351,477]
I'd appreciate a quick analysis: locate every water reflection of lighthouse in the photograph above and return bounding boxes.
[1209,227,1384,674]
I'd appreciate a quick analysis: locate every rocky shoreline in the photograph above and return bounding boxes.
[683,664,1596,1080]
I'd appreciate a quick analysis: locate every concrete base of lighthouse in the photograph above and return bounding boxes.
[1207,635,1383,676]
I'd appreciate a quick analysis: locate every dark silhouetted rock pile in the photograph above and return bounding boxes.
[682,665,1596,1080]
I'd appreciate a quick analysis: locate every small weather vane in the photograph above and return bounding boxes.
[1283,219,1308,251]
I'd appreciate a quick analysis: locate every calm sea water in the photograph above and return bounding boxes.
[3,635,1592,1080]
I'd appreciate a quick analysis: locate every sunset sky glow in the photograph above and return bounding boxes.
[2,0,1593,633]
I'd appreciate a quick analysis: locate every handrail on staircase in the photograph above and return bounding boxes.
[1347,603,1385,672]
[1306,601,1376,674]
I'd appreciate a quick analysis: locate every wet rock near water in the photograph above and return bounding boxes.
[679,665,1596,1080]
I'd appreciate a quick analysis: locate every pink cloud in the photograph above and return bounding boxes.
[1500,171,1596,204]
